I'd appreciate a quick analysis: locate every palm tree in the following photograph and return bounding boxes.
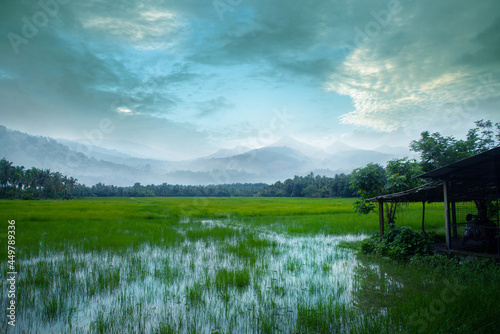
[24,168,38,198]
[11,165,25,198]
[66,176,77,199]
[30,168,44,199]
[51,172,63,200]
[62,175,68,199]
[0,158,13,195]
[39,169,51,199]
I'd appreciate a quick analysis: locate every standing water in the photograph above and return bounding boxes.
[2,218,367,333]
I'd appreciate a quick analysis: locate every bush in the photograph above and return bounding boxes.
[360,226,432,261]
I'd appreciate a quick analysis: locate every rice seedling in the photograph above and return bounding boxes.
[186,282,205,305]
[1,197,494,333]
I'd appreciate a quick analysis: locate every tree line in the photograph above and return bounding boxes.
[2,119,498,201]
[0,159,355,199]
[350,120,500,224]
[0,158,77,200]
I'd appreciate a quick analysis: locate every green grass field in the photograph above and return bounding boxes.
[1,197,498,333]
[0,197,445,256]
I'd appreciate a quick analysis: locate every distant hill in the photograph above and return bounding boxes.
[374,144,417,158]
[323,149,395,171]
[0,125,406,186]
[324,140,357,154]
[0,125,154,186]
[203,145,251,159]
[269,136,325,157]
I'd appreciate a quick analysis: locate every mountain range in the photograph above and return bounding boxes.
[0,125,414,186]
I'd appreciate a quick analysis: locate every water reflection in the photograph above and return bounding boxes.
[5,219,367,333]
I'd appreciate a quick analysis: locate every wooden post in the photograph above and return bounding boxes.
[451,201,458,239]
[421,201,426,236]
[378,200,384,239]
[443,182,451,249]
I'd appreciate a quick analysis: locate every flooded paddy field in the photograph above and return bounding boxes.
[6,221,365,333]
[3,197,470,333]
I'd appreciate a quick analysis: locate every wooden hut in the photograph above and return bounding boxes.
[368,146,500,255]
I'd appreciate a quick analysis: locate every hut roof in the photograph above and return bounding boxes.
[367,146,500,203]
[366,182,443,203]
[419,146,500,182]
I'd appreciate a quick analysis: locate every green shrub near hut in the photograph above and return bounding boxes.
[360,225,432,261]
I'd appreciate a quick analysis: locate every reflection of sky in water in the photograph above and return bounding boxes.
[9,219,368,333]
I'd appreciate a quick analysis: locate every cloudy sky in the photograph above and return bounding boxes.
[1,0,499,160]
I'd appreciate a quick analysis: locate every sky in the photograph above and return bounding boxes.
[1,0,500,160]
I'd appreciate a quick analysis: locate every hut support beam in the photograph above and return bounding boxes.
[421,201,426,236]
[443,182,451,249]
[378,200,384,239]
[451,201,458,239]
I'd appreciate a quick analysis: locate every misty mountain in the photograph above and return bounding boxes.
[374,144,418,158]
[219,146,312,180]
[0,126,158,186]
[56,138,173,169]
[57,138,134,161]
[166,146,313,184]
[323,149,394,171]
[203,145,251,159]
[1,125,407,186]
[269,136,325,157]
[324,140,357,154]
[164,169,262,185]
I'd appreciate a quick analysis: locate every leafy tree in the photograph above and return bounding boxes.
[350,163,386,215]
[411,119,500,223]
[302,184,320,197]
[385,158,424,193]
[410,119,500,171]
[384,158,425,224]
[465,119,500,152]
[350,159,424,225]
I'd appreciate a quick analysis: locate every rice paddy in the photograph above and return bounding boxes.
[4,197,495,333]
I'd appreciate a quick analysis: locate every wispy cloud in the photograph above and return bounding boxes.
[328,0,500,132]
[1,0,499,159]
[197,97,234,117]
